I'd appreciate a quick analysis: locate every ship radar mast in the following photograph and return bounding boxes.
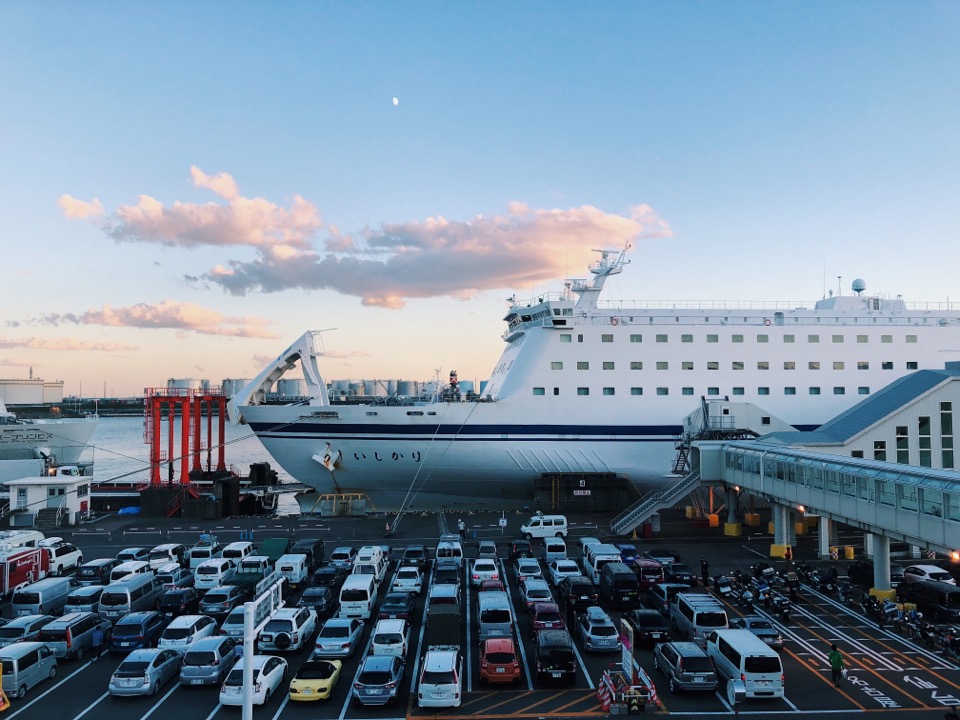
[568,243,631,310]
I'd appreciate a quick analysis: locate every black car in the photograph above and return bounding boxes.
[291,538,325,571]
[377,592,416,620]
[665,563,697,587]
[847,559,905,588]
[556,576,598,621]
[198,585,248,619]
[311,566,348,590]
[158,588,201,618]
[401,545,429,571]
[510,539,533,561]
[625,608,671,646]
[297,586,338,620]
[433,561,461,586]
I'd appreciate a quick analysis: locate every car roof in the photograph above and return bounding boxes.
[168,614,207,627]
[482,637,515,651]
[374,618,406,630]
[668,641,709,656]
[120,611,157,622]
[585,606,611,621]
[5,614,53,627]
[187,635,230,650]
[234,654,273,669]
[123,648,166,661]
[362,654,396,670]
[532,602,560,612]
[323,617,356,627]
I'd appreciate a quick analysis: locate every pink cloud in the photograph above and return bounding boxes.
[0,338,137,351]
[57,195,104,219]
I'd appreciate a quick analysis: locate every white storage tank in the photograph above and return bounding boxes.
[220,378,251,397]
[277,378,306,399]
[0,379,46,405]
[167,378,205,393]
[397,380,416,396]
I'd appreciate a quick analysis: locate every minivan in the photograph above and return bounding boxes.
[156,562,195,589]
[36,611,113,660]
[11,576,73,617]
[706,628,784,698]
[532,628,576,684]
[64,585,106,614]
[435,536,464,566]
[110,560,153,583]
[371,618,410,657]
[599,562,641,609]
[520,513,568,540]
[290,538,325,570]
[653,641,719,693]
[221,541,255,564]
[670,593,729,647]
[0,642,57,699]
[544,537,567,563]
[98,574,164,622]
[194,557,236,591]
[75,558,119,586]
[187,537,222,569]
[477,591,514,640]
[149,543,187,570]
[898,578,960,622]
[179,634,238,686]
[339,574,377,619]
[0,615,55,648]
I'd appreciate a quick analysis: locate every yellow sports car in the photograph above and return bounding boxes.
[288,659,342,701]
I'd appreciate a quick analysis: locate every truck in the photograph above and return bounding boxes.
[259,538,291,565]
[225,555,280,597]
[0,546,49,595]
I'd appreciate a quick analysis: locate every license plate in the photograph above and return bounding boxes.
[694,677,706,683]
[302,689,312,694]
[368,688,382,695]
[262,635,272,642]
[496,667,505,673]
[190,679,204,685]
[552,672,562,678]
[120,641,131,646]
[651,633,662,639]
[621,596,629,602]
[757,680,770,686]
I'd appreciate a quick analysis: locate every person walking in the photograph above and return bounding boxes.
[457,518,465,539]
[700,558,710,587]
[91,626,104,661]
[828,644,844,687]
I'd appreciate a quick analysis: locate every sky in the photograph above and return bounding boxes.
[2,1,959,398]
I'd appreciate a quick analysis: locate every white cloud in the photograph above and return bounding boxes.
[57,195,104,219]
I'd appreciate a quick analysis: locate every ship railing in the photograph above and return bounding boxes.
[598,298,958,311]
[610,469,702,536]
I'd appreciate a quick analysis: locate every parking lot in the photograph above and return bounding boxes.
[3,511,958,720]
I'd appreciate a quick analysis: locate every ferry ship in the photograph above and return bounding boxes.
[231,247,960,510]
[0,400,97,484]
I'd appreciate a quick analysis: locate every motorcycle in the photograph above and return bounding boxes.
[735,587,755,612]
[713,574,734,598]
[770,592,791,621]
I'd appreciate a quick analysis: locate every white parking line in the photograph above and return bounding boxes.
[500,557,533,690]
[3,660,92,720]
[140,681,180,720]
[71,691,109,720]
[268,694,289,720]
[464,560,473,690]
[202,703,222,720]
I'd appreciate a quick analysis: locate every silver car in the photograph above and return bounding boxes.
[313,617,364,658]
[178,635,238,686]
[0,615,55,648]
[729,616,784,649]
[108,648,182,696]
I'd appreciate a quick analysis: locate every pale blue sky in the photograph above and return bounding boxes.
[2,2,959,396]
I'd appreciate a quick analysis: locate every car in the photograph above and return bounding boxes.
[665,563,698,587]
[477,541,498,560]
[219,655,288,706]
[577,537,601,557]
[479,578,505,593]
[110,611,168,653]
[847,559,905,588]
[328,547,358,570]
[353,654,404,707]
[289,659,342,701]
[117,547,151,563]
[371,618,410,657]
[643,583,688,617]
[515,557,543,584]
[158,614,218,651]
[644,549,681,566]
[471,559,500,586]
[311,566,348,590]
[479,637,521,684]
[401,545,429,571]
[729,615,784,649]
[378,592,416,620]
[624,608,671,646]
[433,561,461,586]
[108,648,182,697]
[531,602,565,632]
[903,565,957,585]
[532,629,576,684]
[158,588,201,618]
[417,646,463,707]
[156,564,195,590]
[198,585,248,618]
[290,538,325,571]
[313,617,365,658]
[509,539,532,561]
[521,579,553,611]
[259,607,318,652]
[576,606,621,652]
[547,560,582,586]
[40,538,84,575]
[298,586,339,620]
[0,615,55,648]
[556,575,599,620]
[393,566,424,594]
[653,641,718,693]
[616,544,640,564]
[633,558,667,589]
[179,635,238,686]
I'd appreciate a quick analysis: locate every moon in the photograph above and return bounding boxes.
[392,97,399,106]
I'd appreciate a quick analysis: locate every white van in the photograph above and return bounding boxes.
[371,618,410,657]
[544,537,567,563]
[435,536,464,566]
[583,546,623,586]
[188,537,223,569]
[339,574,377,619]
[671,593,728,647]
[148,543,187,570]
[221,541,255,564]
[477,590,513,640]
[11,577,73,617]
[64,585,107,614]
[520,513,568,540]
[194,557,236,591]
[277,553,309,589]
[0,642,57,700]
[706,629,784,699]
[110,560,153,583]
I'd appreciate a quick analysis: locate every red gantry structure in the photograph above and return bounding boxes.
[143,388,227,486]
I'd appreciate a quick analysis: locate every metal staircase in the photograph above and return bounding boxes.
[610,469,702,536]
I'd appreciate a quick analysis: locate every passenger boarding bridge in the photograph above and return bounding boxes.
[695,440,960,596]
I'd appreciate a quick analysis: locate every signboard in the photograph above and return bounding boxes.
[620,618,635,682]
[573,489,591,496]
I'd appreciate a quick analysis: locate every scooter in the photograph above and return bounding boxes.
[713,574,734,599]
[770,592,791,621]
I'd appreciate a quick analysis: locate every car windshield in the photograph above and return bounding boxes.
[591,625,618,637]
[359,671,392,685]
[0,627,24,639]
[114,623,144,637]
[263,619,292,633]
[297,663,335,680]
[529,588,550,601]
[485,651,515,663]
[116,661,149,677]
[11,591,39,604]
[375,633,403,645]
[302,589,328,600]
[749,620,774,630]
[197,566,219,575]
[342,589,368,601]
[163,627,192,639]
[99,591,129,606]
[536,610,562,623]
[224,669,249,686]
[480,609,511,623]
[700,611,728,627]
[745,656,782,673]
[183,651,216,666]
[422,670,455,684]
[203,593,229,603]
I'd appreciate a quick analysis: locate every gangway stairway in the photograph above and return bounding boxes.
[610,469,702,537]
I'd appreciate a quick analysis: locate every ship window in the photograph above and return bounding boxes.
[366,411,378,416]
[732,334,743,343]
[808,334,820,343]
[809,361,820,370]
[784,361,795,370]
[603,362,615,370]
[882,335,893,343]
[757,334,769,343]
[601,334,613,343]
[630,334,642,343]
[656,334,668,343]
[809,387,821,395]
[832,335,844,343]
[681,334,693,343]
[428,411,437,415]
[834,387,846,395]
[533,387,545,396]
[577,361,589,370]
[906,335,918,343]
[707,362,719,370]
[578,334,584,343]
[707,334,718,343]
[631,387,643,396]
[603,387,615,396]
[407,411,424,416]
[560,334,572,343]
[758,387,770,395]
[833,361,845,370]
[858,387,870,395]
[732,387,744,396]
[785,387,797,395]
[784,334,795,343]
[682,387,694,396]
[682,362,694,370]
[907,361,918,370]
[554,388,560,395]
[630,362,642,370]
[732,361,744,370]
[551,362,563,370]
[882,361,894,370]
[857,362,869,370]
[656,387,669,396]
[858,335,868,343]
[656,362,669,370]
[577,387,589,396]
[708,387,719,396]
[757,362,769,370]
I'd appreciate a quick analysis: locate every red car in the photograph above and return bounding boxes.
[632,559,665,590]
[479,579,505,593]
[531,602,565,633]
[479,638,521,684]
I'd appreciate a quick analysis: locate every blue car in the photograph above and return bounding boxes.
[110,611,168,654]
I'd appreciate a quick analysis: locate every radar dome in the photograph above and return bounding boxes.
[852,278,866,295]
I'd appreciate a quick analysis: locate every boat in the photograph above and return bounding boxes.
[230,246,960,511]
[0,400,97,484]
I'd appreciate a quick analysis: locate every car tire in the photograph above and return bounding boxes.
[16,684,26,699]
[653,655,660,672]
[49,665,57,679]
[525,533,533,541]
[55,565,63,576]
[150,681,159,696]
[263,688,271,704]
[75,646,85,661]
[275,633,291,650]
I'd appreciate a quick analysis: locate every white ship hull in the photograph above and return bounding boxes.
[0,416,97,465]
